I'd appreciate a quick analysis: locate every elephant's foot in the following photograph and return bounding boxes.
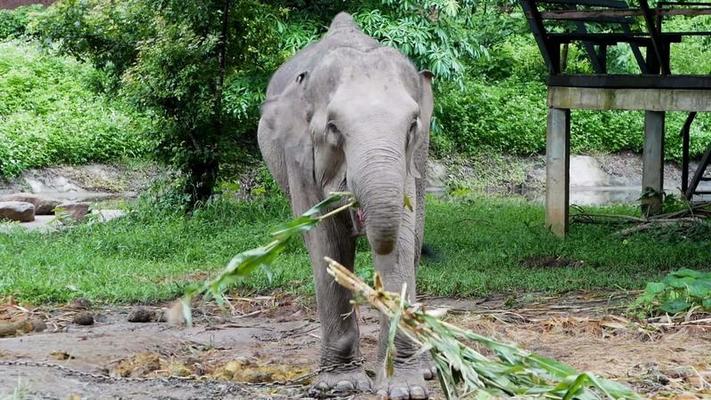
[310,367,372,397]
[376,367,429,400]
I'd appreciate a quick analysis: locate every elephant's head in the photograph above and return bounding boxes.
[297,47,433,256]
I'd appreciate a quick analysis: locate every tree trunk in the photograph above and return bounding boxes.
[185,0,230,209]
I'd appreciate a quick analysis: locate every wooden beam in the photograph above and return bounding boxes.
[539,8,711,20]
[548,87,711,112]
[642,111,666,215]
[546,108,571,237]
[680,112,697,196]
[547,32,682,46]
[540,0,628,8]
[548,74,711,90]
[520,0,560,74]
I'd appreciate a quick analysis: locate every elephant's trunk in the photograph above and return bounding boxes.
[349,144,405,255]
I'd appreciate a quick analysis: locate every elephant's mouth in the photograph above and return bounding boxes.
[350,208,367,237]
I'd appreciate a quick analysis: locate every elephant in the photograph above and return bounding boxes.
[257,12,433,399]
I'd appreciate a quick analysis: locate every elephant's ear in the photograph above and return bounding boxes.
[407,70,434,179]
[258,72,315,192]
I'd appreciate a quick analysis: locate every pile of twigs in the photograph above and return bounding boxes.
[571,201,710,236]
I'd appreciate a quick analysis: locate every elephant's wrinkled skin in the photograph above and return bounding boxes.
[257,12,433,399]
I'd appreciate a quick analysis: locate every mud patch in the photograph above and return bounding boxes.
[1,293,709,399]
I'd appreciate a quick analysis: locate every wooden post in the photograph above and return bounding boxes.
[546,107,571,237]
[642,111,665,215]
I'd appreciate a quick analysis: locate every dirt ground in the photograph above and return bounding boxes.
[1,292,709,400]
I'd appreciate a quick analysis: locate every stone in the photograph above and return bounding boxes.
[0,193,60,215]
[569,155,609,188]
[56,202,90,221]
[0,201,35,222]
[127,307,154,323]
[73,311,95,326]
[69,297,92,310]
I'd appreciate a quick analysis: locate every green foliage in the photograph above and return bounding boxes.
[630,269,711,318]
[0,5,43,40]
[0,41,149,177]
[31,0,153,87]
[37,0,284,207]
[435,78,547,156]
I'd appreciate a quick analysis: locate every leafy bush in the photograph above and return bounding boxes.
[0,41,149,177]
[435,78,547,156]
[0,5,43,40]
[630,269,711,318]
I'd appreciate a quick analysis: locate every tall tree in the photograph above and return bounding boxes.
[36,0,280,208]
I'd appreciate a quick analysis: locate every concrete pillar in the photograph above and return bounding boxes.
[642,111,665,215]
[545,108,571,237]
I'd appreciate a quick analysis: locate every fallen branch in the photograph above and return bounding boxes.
[325,257,641,400]
[613,217,704,236]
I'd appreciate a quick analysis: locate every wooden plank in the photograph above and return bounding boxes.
[539,8,711,20]
[642,111,666,215]
[547,74,711,89]
[539,0,628,8]
[547,32,682,45]
[548,86,711,111]
[546,108,571,237]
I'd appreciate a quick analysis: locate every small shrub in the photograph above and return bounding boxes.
[0,5,43,40]
[630,269,711,318]
[0,41,149,177]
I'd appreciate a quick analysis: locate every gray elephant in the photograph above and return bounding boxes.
[257,12,433,399]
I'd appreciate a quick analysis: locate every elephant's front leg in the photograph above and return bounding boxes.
[374,183,429,400]
[304,216,372,394]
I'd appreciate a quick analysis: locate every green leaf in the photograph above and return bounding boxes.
[403,194,414,212]
[644,282,666,295]
[660,298,691,314]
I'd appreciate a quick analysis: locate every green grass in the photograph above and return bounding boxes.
[1,195,710,304]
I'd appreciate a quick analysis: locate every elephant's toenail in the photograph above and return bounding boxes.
[335,380,355,392]
[410,386,428,399]
[376,389,388,399]
[357,379,372,391]
[389,387,408,400]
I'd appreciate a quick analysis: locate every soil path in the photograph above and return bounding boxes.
[1,293,709,399]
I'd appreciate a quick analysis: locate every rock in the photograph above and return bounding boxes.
[73,311,95,326]
[569,156,609,187]
[0,318,45,337]
[55,202,90,221]
[50,351,74,360]
[0,201,35,222]
[69,297,92,310]
[127,307,154,323]
[426,160,447,194]
[0,193,60,215]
